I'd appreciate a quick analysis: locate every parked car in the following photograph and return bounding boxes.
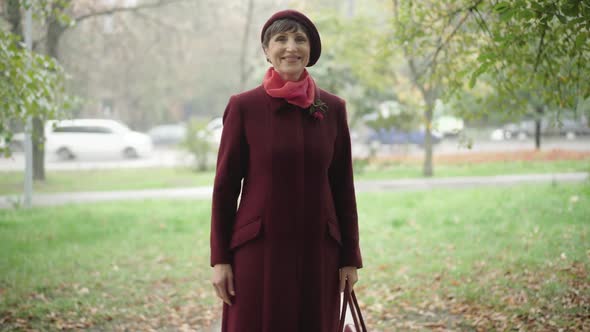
[12,119,153,160]
[531,118,590,137]
[432,115,464,137]
[148,123,187,146]
[502,116,590,139]
[0,136,8,153]
[366,127,442,147]
[205,117,223,146]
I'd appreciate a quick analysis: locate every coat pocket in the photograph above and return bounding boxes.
[326,219,342,246]
[229,217,262,250]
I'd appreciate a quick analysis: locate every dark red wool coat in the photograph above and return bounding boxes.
[210,85,362,332]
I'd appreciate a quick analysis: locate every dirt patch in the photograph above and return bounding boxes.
[372,149,590,165]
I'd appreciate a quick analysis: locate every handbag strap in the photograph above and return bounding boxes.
[348,289,361,329]
[350,288,367,331]
[338,281,367,332]
[338,282,349,331]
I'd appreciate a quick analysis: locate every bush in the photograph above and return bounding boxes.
[182,119,213,172]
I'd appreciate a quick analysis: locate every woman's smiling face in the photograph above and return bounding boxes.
[264,29,310,81]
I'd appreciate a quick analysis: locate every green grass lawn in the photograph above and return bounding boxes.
[0,167,216,196]
[1,183,588,331]
[0,159,588,195]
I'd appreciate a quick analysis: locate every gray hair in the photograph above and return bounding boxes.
[261,18,310,48]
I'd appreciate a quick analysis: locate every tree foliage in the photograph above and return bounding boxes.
[390,0,589,153]
[311,7,398,125]
[0,30,67,156]
[465,0,590,111]
[389,0,479,176]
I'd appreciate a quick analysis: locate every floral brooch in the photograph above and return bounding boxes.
[308,89,328,120]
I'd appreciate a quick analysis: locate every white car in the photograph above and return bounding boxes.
[206,117,223,146]
[432,115,465,137]
[148,123,187,146]
[14,119,153,160]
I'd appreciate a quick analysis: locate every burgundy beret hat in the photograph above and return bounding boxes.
[261,9,322,67]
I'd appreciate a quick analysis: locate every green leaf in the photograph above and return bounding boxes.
[499,8,516,21]
[477,52,496,61]
[574,33,586,49]
[469,62,491,89]
[0,29,70,154]
[570,17,587,25]
[520,10,535,20]
[530,2,544,12]
[561,0,580,17]
[494,2,510,13]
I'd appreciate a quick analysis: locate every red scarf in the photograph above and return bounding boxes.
[262,67,316,109]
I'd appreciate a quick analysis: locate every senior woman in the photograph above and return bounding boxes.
[210,9,362,332]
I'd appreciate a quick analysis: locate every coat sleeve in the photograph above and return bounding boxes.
[210,95,248,267]
[328,101,363,268]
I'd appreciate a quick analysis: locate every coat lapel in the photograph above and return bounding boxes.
[257,85,290,113]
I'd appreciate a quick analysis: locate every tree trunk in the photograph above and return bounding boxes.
[32,1,68,181]
[347,0,355,17]
[239,0,254,91]
[423,101,434,177]
[32,117,45,180]
[7,0,22,37]
[6,0,46,182]
[534,105,543,150]
[416,81,437,178]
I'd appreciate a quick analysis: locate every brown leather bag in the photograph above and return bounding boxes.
[338,283,367,332]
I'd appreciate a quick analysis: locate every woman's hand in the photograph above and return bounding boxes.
[212,264,234,305]
[339,266,358,293]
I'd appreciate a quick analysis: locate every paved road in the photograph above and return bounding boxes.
[356,136,590,159]
[1,172,587,209]
[0,147,195,171]
[1,137,589,171]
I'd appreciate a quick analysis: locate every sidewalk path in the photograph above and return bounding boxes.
[1,172,587,209]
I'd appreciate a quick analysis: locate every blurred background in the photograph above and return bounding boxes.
[1,1,589,331]
[1,0,588,178]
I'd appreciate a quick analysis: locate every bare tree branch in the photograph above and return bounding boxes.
[131,10,191,33]
[393,0,483,82]
[471,8,508,75]
[239,0,255,91]
[420,1,481,26]
[421,0,482,75]
[533,23,546,74]
[74,0,189,23]
[472,7,493,38]
[392,0,422,91]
